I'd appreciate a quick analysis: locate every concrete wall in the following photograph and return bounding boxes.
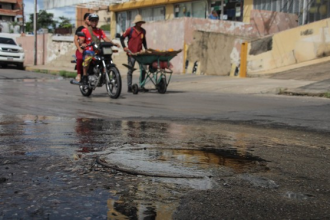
[183,11,298,76]
[143,19,185,74]
[15,34,76,66]
[142,17,261,74]
[16,34,49,65]
[250,10,298,36]
[247,18,330,74]
[187,31,245,76]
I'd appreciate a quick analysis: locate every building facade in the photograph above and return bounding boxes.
[0,0,24,33]
[109,0,245,35]
[107,0,330,36]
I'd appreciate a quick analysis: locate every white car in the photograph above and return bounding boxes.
[0,37,25,69]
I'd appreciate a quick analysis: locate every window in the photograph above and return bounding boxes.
[141,8,152,22]
[0,37,17,45]
[117,6,165,32]
[116,12,127,34]
[174,1,206,18]
[254,0,330,25]
[211,0,243,21]
[140,6,165,22]
[192,1,206,18]
[153,7,165,21]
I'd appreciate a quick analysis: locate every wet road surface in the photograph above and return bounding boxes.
[1,115,330,219]
[0,70,330,219]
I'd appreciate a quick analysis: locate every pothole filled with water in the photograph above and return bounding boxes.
[102,146,268,179]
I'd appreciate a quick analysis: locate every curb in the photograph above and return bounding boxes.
[25,66,76,77]
[279,90,330,98]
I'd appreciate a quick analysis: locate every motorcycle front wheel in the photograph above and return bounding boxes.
[79,84,93,96]
[106,66,122,99]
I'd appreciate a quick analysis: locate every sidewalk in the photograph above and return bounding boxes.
[24,61,330,98]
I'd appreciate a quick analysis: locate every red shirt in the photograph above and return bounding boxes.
[122,27,146,53]
[81,27,106,51]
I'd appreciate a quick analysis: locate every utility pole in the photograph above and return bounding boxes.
[220,0,224,20]
[22,3,25,33]
[34,0,37,65]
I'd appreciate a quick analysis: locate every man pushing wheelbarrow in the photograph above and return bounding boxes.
[121,14,181,95]
[120,14,148,93]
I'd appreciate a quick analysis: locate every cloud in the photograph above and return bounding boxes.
[24,0,76,25]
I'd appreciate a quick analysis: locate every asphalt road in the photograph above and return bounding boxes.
[1,68,330,219]
[0,68,329,132]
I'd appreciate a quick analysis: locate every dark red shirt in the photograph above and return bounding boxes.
[122,27,146,53]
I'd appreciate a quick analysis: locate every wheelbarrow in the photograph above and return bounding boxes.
[123,49,182,94]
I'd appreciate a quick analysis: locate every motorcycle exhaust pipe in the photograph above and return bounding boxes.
[70,79,81,85]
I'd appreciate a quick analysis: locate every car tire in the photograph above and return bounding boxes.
[17,63,24,70]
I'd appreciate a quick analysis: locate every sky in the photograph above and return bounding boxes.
[24,0,76,25]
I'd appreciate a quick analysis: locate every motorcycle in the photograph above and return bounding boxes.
[70,34,122,99]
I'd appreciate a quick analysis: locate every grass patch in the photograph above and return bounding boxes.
[323,91,330,98]
[276,87,287,94]
[30,68,77,78]
[59,70,76,78]
[59,70,67,77]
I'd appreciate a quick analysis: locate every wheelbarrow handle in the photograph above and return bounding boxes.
[125,49,133,55]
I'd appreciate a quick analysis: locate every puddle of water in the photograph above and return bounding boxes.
[0,115,269,219]
[106,181,180,220]
[285,191,313,200]
[104,147,266,178]
[239,174,278,189]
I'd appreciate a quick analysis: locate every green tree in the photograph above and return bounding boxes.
[27,10,57,32]
[58,16,72,29]
[25,22,32,32]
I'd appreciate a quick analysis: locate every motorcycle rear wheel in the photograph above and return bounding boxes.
[106,66,122,99]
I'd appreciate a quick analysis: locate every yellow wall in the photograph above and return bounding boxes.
[247,18,330,74]
[110,11,116,38]
[110,0,191,12]
[243,0,253,23]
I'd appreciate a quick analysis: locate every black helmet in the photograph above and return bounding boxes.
[89,13,99,21]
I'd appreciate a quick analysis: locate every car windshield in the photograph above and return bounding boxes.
[0,37,17,45]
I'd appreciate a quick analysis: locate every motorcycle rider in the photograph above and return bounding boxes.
[73,12,90,82]
[80,13,120,85]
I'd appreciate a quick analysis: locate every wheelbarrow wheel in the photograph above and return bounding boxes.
[157,78,167,94]
[132,84,139,94]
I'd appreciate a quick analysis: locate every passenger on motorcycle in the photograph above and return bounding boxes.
[74,12,90,82]
[80,13,120,85]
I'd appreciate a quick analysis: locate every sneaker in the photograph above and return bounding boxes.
[127,86,132,93]
[75,74,81,82]
[141,87,149,92]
